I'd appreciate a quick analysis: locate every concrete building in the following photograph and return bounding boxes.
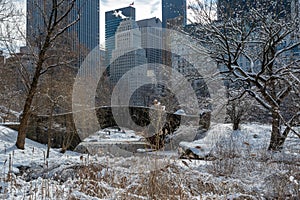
[109,19,147,106]
[137,17,163,65]
[137,17,164,104]
[105,6,136,67]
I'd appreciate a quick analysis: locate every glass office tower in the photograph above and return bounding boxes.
[26,0,100,52]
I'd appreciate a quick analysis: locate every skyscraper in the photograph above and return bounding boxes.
[110,19,147,106]
[162,0,187,28]
[137,17,163,65]
[105,6,136,67]
[26,0,100,53]
[137,17,163,100]
[161,0,187,96]
[74,1,100,52]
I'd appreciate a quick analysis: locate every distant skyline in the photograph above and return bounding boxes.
[100,0,161,45]
[18,0,195,49]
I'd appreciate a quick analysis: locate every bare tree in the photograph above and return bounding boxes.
[44,88,61,159]
[41,65,75,157]
[0,0,22,44]
[0,1,24,122]
[0,55,25,117]
[15,0,80,149]
[226,90,254,130]
[188,0,300,150]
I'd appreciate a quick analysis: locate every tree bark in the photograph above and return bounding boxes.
[233,118,240,131]
[16,71,42,149]
[268,109,284,151]
[16,48,48,149]
[46,103,54,158]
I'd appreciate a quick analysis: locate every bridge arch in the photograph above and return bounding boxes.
[24,106,210,150]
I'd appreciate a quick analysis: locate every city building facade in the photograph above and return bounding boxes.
[109,19,148,106]
[217,0,298,20]
[26,0,100,53]
[137,17,164,103]
[162,0,187,28]
[137,17,163,65]
[105,6,136,67]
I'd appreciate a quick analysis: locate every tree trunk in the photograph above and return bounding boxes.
[233,118,240,131]
[268,109,284,151]
[16,55,45,149]
[16,73,41,149]
[277,126,291,148]
[15,32,51,149]
[47,103,54,158]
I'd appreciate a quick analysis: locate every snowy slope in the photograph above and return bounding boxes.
[0,124,299,199]
[180,123,300,159]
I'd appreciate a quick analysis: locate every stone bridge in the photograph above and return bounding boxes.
[22,106,210,150]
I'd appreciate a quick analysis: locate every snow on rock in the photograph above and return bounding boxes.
[75,128,151,156]
[164,125,199,150]
[178,123,232,159]
[174,109,186,115]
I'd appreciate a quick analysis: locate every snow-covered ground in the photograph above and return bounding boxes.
[180,123,300,159]
[84,128,144,142]
[0,106,20,124]
[0,124,299,199]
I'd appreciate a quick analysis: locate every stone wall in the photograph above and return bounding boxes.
[26,106,211,150]
[27,113,80,150]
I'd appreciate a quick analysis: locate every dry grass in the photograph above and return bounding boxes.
[1,126,300,199]
[2,153,300,199]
